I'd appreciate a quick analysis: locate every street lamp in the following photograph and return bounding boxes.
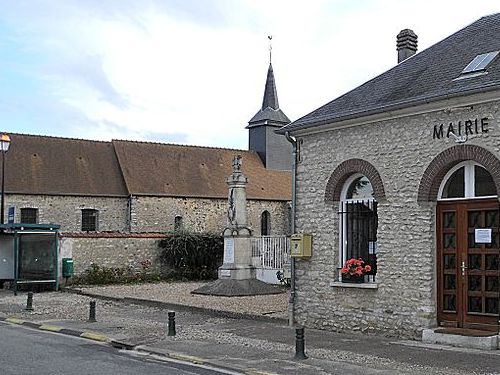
[0,134,11,225]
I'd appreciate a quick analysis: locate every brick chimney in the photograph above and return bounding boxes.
[397,29,418,63]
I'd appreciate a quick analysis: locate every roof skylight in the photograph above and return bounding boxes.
[462,51,499,74]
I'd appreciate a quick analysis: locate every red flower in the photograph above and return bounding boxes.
[341,258,371,276]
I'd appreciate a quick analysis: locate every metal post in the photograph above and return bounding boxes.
[89,300,96,322]
[1,149,5,225]
[25,292,33,311]
[294,327,307,360]
[167,311,176,336]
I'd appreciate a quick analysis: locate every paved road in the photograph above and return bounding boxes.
[0,322,237,375]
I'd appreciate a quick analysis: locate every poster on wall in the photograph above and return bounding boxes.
[475,228,492,243]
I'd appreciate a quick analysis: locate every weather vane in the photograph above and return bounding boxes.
[268,35,272,64]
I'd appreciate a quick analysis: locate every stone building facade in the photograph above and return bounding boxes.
[280,14,500,338]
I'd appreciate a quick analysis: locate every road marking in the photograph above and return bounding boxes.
[39,324,63,332]
[168,352,205,364]
[5,317,25,325]
[80,332,108,342]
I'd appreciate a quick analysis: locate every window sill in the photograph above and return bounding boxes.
[330,281,378,289]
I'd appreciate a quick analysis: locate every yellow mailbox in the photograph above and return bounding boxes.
[290,233,312,258]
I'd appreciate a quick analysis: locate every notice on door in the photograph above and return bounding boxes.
[475,228,492,243]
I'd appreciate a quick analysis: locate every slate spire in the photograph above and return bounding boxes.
[247,63,290,128]
[261,64,279,110]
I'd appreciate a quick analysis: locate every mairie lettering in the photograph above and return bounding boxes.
[433,117,489,139]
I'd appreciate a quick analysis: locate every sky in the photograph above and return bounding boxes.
[0,1,499,149]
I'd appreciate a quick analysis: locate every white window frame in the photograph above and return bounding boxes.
[338,174,377,281]
[438,161,497,201]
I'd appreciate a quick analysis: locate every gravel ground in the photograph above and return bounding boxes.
[75,281,289,318]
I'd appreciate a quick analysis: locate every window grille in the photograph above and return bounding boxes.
[81,209,98,232]
[339,200,378,281]
[20,208,38,224]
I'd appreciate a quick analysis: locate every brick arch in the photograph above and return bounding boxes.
[417,145,500,202]
[324,159,386,204]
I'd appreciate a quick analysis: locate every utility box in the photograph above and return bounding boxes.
[62,258,74,278]
[290,233,312,258]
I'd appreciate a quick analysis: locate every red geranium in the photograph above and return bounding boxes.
[341,258,372,277]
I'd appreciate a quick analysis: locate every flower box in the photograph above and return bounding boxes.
[341,274,364,283]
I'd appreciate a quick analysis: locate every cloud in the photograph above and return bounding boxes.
[0,0,499,148]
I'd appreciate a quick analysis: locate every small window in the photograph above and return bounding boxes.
[462,51,499,74]
[21,208,38,224]
[81,209,98,232]
[439,162,496,200]
[174,216,183,231]
[261,211,271,236]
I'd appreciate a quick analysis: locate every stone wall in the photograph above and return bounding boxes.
[59,233,167,275]
[294,100,500,338]
[4,194,291,236]
[4,195,128,232]
[131,196,290,235]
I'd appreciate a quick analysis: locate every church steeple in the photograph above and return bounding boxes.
[262,64,279,110]
[247,41,291,171]
[247,63,290,128]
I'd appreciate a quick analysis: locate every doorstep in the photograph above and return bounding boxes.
[422,328,499,350]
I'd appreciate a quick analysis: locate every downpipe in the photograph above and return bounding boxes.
[285,131,297,327]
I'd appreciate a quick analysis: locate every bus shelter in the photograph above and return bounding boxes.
[0,223,60,293]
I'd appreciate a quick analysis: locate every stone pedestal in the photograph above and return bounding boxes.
[192,155,283,297]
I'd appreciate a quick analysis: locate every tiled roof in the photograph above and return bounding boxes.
[2,133,128,197]
[112,140,291,200]
[1,133,291,201]
[280,13,500,133]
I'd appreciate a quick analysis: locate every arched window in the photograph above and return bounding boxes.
[261,210,271,236]
[439,161,497,200]
[339,174,378,281]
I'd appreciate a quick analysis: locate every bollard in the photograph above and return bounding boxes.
[89,300,96,322]
[294,327,308,360]
[167,311,176,336]
[25,292,34,311]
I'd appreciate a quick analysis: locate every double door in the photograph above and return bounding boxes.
[437,200,500,331]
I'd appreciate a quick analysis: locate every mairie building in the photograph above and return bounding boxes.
[280,14,500,338]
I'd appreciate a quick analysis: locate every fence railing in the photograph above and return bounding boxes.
[251,236,290,269]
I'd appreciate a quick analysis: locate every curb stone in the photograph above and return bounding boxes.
[62,287,288,325]
[135,346,281,375]
[0,316,110,343]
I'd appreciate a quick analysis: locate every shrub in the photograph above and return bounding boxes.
[158,231,223,280]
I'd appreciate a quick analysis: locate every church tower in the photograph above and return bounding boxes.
[247,55,291,171]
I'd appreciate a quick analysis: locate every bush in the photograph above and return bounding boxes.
[158,231,223,280]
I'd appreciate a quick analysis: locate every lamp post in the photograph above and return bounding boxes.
[0,134,11,225]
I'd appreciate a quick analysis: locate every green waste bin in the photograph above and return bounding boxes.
[62,258,74,277]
